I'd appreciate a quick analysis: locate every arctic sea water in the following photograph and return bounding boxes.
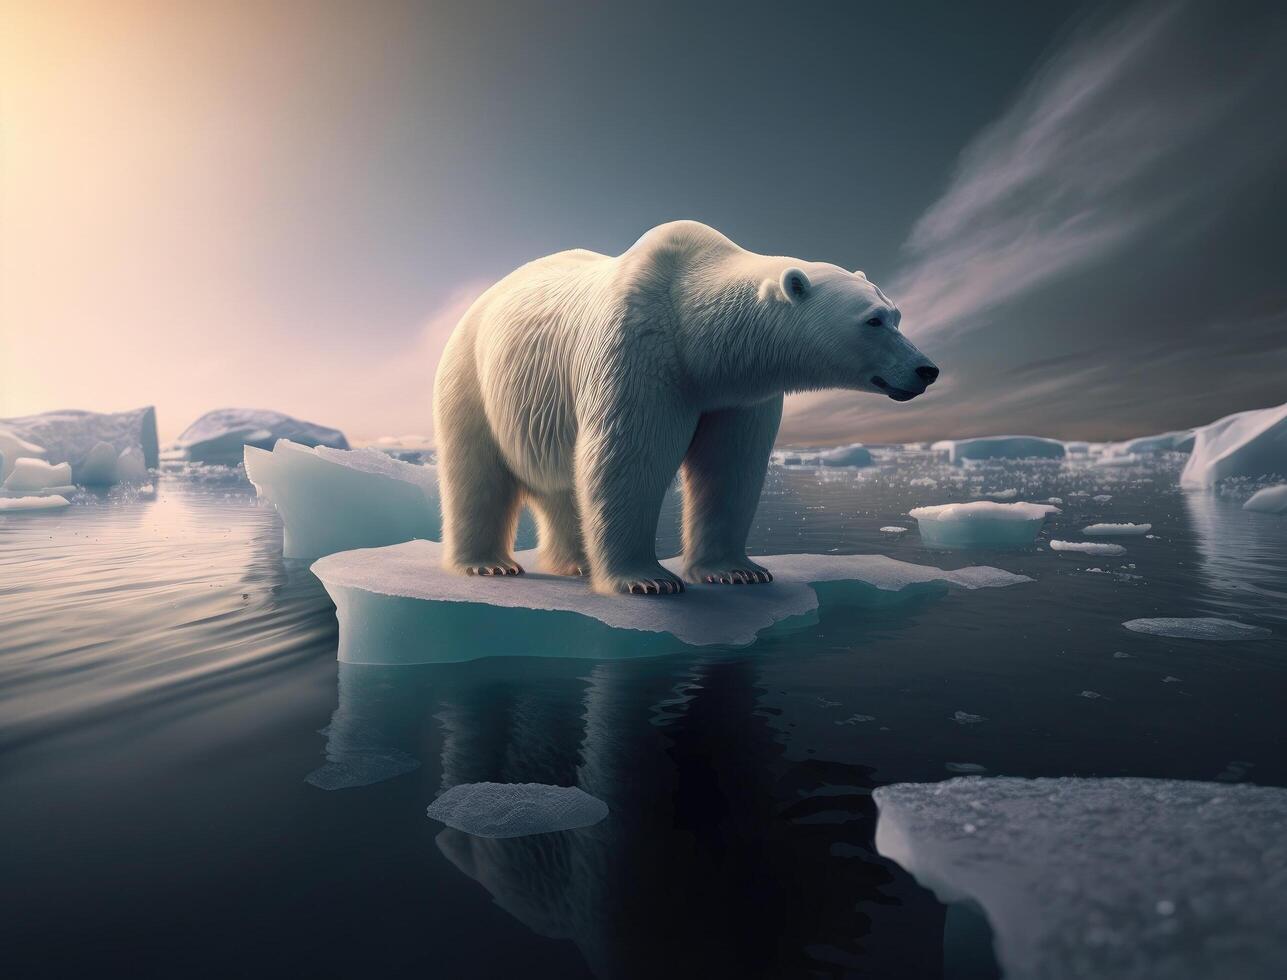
[2,447,1285,978]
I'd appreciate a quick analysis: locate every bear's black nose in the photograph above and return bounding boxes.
[916,365,940,384]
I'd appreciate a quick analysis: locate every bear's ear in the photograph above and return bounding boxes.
[779,267,811,303]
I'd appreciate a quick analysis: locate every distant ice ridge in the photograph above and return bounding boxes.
[815,443,873,467]
[426,783,609,838]
[0,407,158,480]
[931,435,1065,464]
[909,501,1058,550]
[1244,485,1287,514]
[1081,523,1152,536]
[1180,401,1287,488]
[1123,617,1271,641]
[1102,428,1195,457]
[311,540,1031,664]
[245,439,440,560]
[874,777,1287,980]
[176,408,348,464]
[1050,540,1126,556]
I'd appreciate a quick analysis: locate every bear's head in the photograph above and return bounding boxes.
[761,264,939,401]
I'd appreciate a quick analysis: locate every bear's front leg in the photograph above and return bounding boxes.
[680,398,782,585]
[575,391,696,596]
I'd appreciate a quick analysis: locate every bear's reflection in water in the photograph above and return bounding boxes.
[313,654,946,978]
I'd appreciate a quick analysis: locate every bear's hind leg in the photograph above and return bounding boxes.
[439,422,525,577]
[529,489,588,577]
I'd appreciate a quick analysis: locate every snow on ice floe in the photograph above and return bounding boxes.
[0,494,71,513]
[1081,522,1152,536]
[310,540,1031,664]
[1243,484,1287,514]
[2,458,71,493]
[909,501,1058,550]
[815,443,873,467]
[245,439,440,560]
[931,436,1065,465]
[426,782,608,838]
[0,407,159,478]
[874,776,1287,980]
[1050,540,1126,556]
[175,408,348,464]
[1123,617,1271,641]
[1180,401,1287,488]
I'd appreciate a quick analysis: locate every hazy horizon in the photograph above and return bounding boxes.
[4,0,1286,445]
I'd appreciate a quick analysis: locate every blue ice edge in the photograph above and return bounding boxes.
[311,540,1032,665]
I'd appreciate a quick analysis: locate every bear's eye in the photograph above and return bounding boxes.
[865,316,884,328]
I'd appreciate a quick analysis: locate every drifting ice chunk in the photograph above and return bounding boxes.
[0,494,71,512]
[1180,401,1287,488]
[1244,485,1287,514]
[0,428,47,481]
[1123,617,1271,640]
[311,540,1031,664]
[874,777,1287,980]
[909,501,1058,550]
[1050,540,1126,556]
[879,526,909,534]
[3,458,72,492]
[931,436,1065,465]
[816,443,873,467]
[1081,523,1152,536]
[245,440,440,560]
[76,441,120,486]
[0,407,158,472]
[426,782,609,838]
[114,446,150,484]
[176,408,348,464]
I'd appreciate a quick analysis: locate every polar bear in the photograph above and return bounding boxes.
[433,221,938,595]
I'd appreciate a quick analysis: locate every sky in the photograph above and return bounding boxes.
[3,0,1286,445]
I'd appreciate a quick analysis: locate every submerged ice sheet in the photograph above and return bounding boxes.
[909,501,1057,550]
[176,408,348,464]
[874,777,1287,980]
[1243,485,1287,514]
[426,782,609,838]
[245,439,440,559]
[1180,401,1287,488]
[931,435,1065,464]
[311,539,1031,664]
[1123,617,1271,641]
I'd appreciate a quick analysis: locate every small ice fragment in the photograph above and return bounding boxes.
[1081,523,1152,536]
[1244,485,1287,514]
[1163,676,1182,683]
[0,494,71,512]
[816,443,873,467]
[1050,540,1127,556]
[879,526,909,534]
[945,763,987,773]
[115,446,149,484]
[1045,497,1064,505]
[952,711,985,725]
[1079,690,1103,699]
[909,501,1058,550]
[1123,618,1272,641]
[76,440,119,486]
[835,714,876,725]
[425,782,608,838]
[1112,651,1132,659]
[1156,899,1176,916]
[986,488,1018,500]
[1093,494,1113,502]
[2,457,72,492]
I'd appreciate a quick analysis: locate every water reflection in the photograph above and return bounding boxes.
[1182,491,1287,624]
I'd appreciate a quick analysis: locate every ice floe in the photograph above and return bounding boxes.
[245,439,440,559]
[879,526,909,534]
[1050,540,1126,556]
[310,540,1031,664]
[2,458,72,493]
[1243,485,1287,514]
[815,443,873,467]
[1081,523,1152,536]
[909,501,1058,550]
[0,428,47,481]
[1122,617,1271,641]
[176,408,348,464]
[0,407,159,475]
[874,776,1287,980]
[1180,401,1287,488]
[931,436,1065,465]
[426,782,609,838]
[0,494,71,513]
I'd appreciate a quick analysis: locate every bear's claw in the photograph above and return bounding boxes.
[462,560,525,577]
[685,561,773,585]
[606,568,686,595]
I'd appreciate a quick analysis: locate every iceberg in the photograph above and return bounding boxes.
[1103,428,1195,457]
[1123,617,1271,641]
[1081,523,1152,536]
[874,777,1287,980]
[931,436,1065,465]
[0,494,71,513]
[245,439,441,559]
[0,406,159,473]
[114,446,150,485]
[816,443,874,467]
[1244,485,1287,514]
[76,441,120,486]
[1050,540,1126,556]
[2,458,72,493]
[176,408,348,464]
[426,783,609,838]
[310,540,1031,665]
[1180,401,1287,488]
[908,501,1058,550]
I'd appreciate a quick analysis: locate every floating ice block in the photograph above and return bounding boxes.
[177,408,348,464]
[874,776,1287,980]
[2,458,73,493]
[1081,523,1152,536]
[311,540,1031,664]
[1180,401,1287,488]
[909,501,1058,550]
[1122,617,1271,640]
[1243,484,1287,514]
[0,494,71,513]
[1050,540,1127,556]
[816,443,874,467]
[930,436,1065,464]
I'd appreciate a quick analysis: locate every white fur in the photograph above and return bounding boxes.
[433,221,937,595]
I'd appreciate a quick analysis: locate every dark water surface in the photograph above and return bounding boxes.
[3,451,1285,978]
